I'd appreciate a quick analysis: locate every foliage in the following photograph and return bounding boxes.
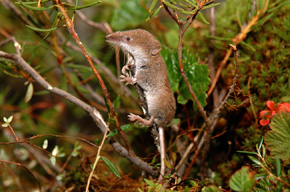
[0,0,290,191]
[229,166,255,192]
[265,113,290,161]
[161,47,210,107]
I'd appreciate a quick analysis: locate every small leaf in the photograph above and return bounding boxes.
[2,123,8,127]
[121,124,131,131]
[26,25,58,32]
[15,0,50,5]
[114,95,120,111]
[108,117,116,125]
[151,155,156,164]
[94,138,99,145]
[275,156,281,177]
[7,116,13,123]
[101,156,121,178]
[229,166,255,192]
[52,146,59,156]
[73,1,101,10]
[149,0,158,12]
[146,5,162,21]
[144,178,155,187]
[3,117,8,123]
[24,83,34,103]
[163,0,184,12]
[257,137,264,152]
[43,139,48,149]
[201,185,220,192]
[202,3,220,10]
[50,156,56,166]
[189,180,196,187]
[170,118,180,125]
[248,156,262,166]
[198,12,209,24]
[19,2,55,11]
[164,158,172,169]
[171,152,177,164]
[107,129,118,137]
[237,150,258,155]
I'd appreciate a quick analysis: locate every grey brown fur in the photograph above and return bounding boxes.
[105,29,176,128]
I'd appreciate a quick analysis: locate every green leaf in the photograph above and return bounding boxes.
[161,46,182,93]
[73,1,101,10]
[189,180,196,187]
[265,113,290,161]
[248,156,262,166]
[120,124,131,131]
[108,117,116,125]
[237,150,258,155]
[170,118,180,126]
[15,0,50,5]
[24,83,34,103]
[149,0,158,12]
[107,129,118,137]
[144,179,161,189]
[163,0,183,12]
[275,156,281,177]
[197,12,209,24]
[18,2,55,11]
[107,124,131,137]
[110,0,149,30]
[180,49,210,107]
[26,25,58,32]
[114,95,120,111]
[161,47,210,107]
[201,185,220,192]
[101,156,121,178]
[203,3,220,10]
[144,178,155,187]
[229,166,255,192]
[146,5,162,21]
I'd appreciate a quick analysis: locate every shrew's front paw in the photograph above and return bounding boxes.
[120,74,136,85]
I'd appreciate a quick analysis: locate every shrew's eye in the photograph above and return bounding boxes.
[126,37,130,41]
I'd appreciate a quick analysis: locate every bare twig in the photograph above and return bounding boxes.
[183,45,239,179]
[0,50,158,176]
[86,117,109,192]
[0,160,41,191]
[207,9,263,97]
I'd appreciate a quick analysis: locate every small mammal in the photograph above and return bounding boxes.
[105,29,176,128]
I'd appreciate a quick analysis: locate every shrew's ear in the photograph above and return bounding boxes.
[150,45,161,56]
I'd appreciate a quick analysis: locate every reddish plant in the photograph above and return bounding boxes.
[259,101,290,126]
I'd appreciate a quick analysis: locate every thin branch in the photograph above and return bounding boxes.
[0,50,158,176]
[177,24,210,127]
[55,0,133,156]
[0,133,98,148]
[162,0,210,126]
[208,10,262,97]
[86,118,109,192]
[161,1,179,24]
[0,160,41,191]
